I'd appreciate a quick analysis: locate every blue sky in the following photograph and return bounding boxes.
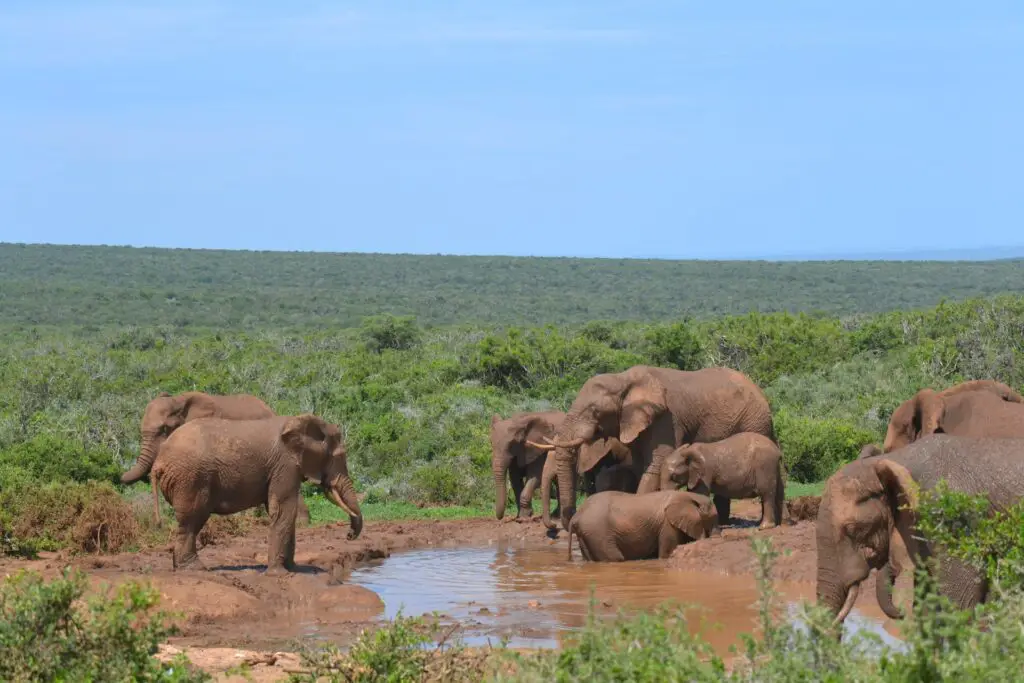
[1,2,1022,259]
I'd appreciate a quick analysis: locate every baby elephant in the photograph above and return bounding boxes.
[152,413,363,573]
[662,432,785,529]
[567,490,717,562]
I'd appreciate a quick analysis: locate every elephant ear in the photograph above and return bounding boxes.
[872,458,920,558]
[665,493,710,541]
[520,415,557,466]
[177,392,217,421]
[157,391,171,398]
[858,443,883,460]
[619,375,667,445]
[578,436,616,473]
[884,389,944,452]
[282,414,329,476]
[683,450,706,490]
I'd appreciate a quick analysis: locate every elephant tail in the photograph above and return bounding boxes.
[151,467,163,529]
[567,516,578,561]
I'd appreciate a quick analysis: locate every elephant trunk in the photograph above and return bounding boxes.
[556,454,576,531]
[875,562,905,620]
[122,432,161,484]
[326,474,363,540]
[817,562,851,625]
[541,456,557,530]
[493,454,509,520]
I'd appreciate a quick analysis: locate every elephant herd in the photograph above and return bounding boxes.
[491,368,1024,633]
[122,367,1024,636]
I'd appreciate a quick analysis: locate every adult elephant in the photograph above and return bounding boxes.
[883,379,1024,453]
[122,391,276,484]
[536,365,775,531]
[123,391,315,527]
[152,413,363,573]
[536,435,637,529]
[491,411,566,521]
[816,434,1024,630]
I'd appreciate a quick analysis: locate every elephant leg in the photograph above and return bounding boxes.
[297,495,312,526]
[658,527,683,559]
[266,492,299,575]
[713,494,731,526]
[518,471,539,521]
[174,509,210,570]
[508,466,526,520]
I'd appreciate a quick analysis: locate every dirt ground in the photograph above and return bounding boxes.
[0,496,901,681]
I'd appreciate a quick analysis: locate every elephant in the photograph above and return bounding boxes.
[567,489,718,562]
[533,365,775,530]
[816,434,1024,630]
[535,435,638,529]
[883,379,1024,453]
[151,414,363,573]
[858,443,883,459]
[491,411,565,521]
[126,391,313,528]
[661,432,785,529]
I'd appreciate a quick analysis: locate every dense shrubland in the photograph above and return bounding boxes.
[1,294,1022,555]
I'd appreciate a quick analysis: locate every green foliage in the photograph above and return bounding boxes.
[0,568,209,682]
[361,315,422,353]
[3,243,1023,330]
[774,409,879,483]
[917,482,1024,590]
[290,612,484,683]
[644,321,703,370]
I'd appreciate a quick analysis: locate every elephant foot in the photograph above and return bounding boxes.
[758,521,777,530]
[515,510,535,523]
[175,554,204,571]
[265,563,296,576]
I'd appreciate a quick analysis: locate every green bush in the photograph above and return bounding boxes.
[361,314,422,353]
[0,568,209,682]
[774,409,878,483]
[644,321,703,370]
[916,481,1024,590]
[0,434,122,484]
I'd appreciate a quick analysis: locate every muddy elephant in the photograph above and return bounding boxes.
[662,432,784,529]
[535,435,637,529]
[123,391,312,527]
[534,365,775,530]
[152,414,363,573]
[816,434,1024,630]
[858,443,883,459]
[883,379,1024,452]
[491,411,565,521]
[567,489,717,562]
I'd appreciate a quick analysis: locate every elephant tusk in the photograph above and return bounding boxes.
[526,440,556,451]
[832,581,861,627]
[543,436,586,449]
[326,486,358,519]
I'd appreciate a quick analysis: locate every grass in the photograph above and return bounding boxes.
[784,481,824,498]
[305,496,490,524]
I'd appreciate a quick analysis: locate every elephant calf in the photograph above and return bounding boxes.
[662,432,785,529]
[567,490,717,562]
[152,414,363,573]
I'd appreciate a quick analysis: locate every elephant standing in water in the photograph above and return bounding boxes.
[534,365,775,531]
[152,414,363,573]
[883,379,1024,453]
[567,489,717,562]
[662,432,785,529]
[122,391,312,527]
[816,434,1024,629]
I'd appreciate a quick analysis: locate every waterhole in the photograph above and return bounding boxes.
[346,537,902,652]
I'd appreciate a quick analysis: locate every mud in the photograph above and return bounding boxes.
[0,499,908,678]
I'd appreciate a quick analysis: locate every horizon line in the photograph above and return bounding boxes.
[3,240,1024,264]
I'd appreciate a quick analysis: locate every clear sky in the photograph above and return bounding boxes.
[1,2,1022,259]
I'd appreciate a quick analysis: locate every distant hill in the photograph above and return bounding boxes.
[1,242,1022,330]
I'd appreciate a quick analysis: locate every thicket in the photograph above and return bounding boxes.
[2,242,1023,328]
[1,294,1022,554]
[0,568,208,682]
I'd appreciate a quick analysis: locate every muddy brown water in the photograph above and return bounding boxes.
[343,536,904,654]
